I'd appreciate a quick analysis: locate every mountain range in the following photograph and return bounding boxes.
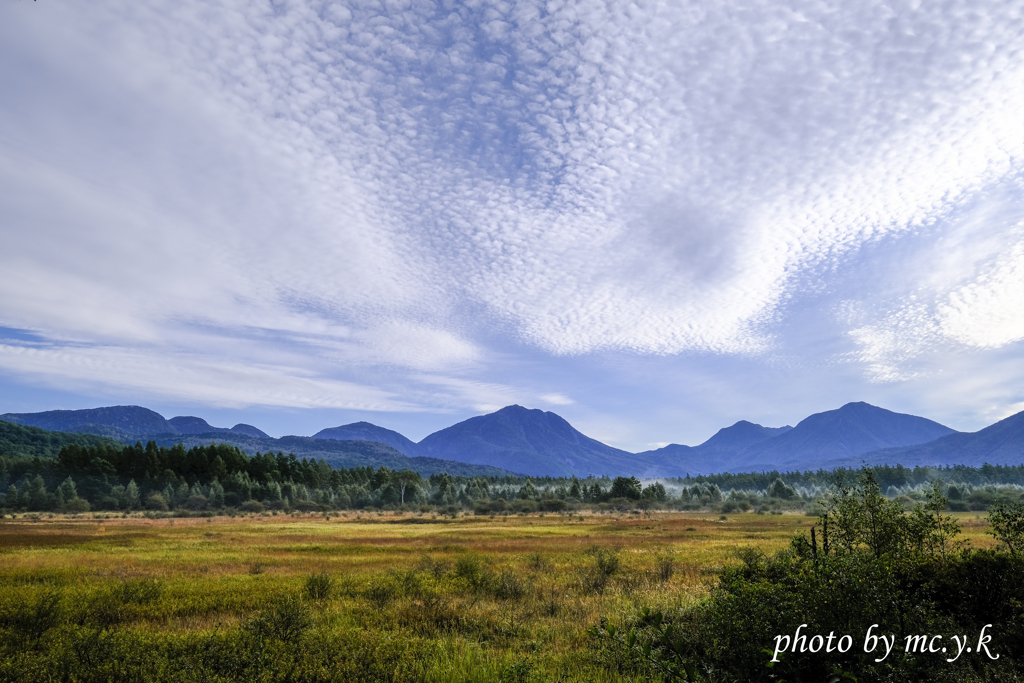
[0,406,513,478]
[629,402,955,475]
[4,401,1024,477]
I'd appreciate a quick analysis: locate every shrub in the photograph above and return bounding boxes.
[526,552,546,571]
[244,594,312,643]
[418,555,451,579]
[304,573,333,602]
[538,498,568,512]
[293,499,324,512]
[183,494,208,511]
[655,555,674,582]
[494,570,528,601]
[145,493,169,511]
[593,548,620,577]
[454,555,493,592]
[580,547,620,594]
[1,588,63,649]
[364,574,403,607]
[240,500,265,513]
[988,500,1024,555]
[511,499,537,514]
[601,468,1024,682]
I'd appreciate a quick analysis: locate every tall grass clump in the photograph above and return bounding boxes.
[304,572,333,602]
[579,547,620,595]
[244,594,312,643]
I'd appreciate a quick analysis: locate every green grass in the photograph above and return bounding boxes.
[0,511,1000,681]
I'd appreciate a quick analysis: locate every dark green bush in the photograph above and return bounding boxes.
[600,469,1024,682]
[0,589,63,650]
[580,547,620,595]
[244,594,312,643]
[304,572,333,602]
[495,570,528,601]
[988,500,1024,555]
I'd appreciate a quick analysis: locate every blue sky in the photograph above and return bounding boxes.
[2,0,1024,450]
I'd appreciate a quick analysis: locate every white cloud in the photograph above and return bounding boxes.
[845,183,1024,381]
[938,237,1024,349]
[1,0,1024,418]
[0,342,408,411]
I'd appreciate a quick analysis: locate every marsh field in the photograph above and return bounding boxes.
[0,510,1002,682]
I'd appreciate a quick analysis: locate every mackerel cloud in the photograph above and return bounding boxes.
[1,0,1023,409]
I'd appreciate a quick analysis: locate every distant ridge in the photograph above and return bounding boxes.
[734,402,957,471]
[637,420,793,476]
[699,420,793,454]
[7,400,1024,477]
[313,421,420,456]
[168,416,230,435]
[230,423,269,439]
[0,405,172,438]
[855,409,1024,469]
[636,403,956,475]
[417,405,641,477]
[0,407,515,477]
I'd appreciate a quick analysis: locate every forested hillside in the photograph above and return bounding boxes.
[0,420,124,458]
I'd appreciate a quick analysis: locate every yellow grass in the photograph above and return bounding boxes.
[0,510,1000,681]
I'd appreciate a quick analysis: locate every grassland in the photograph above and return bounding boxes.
[0,510,1001,682]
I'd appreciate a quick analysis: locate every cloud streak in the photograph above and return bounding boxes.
[1,0,1023,439]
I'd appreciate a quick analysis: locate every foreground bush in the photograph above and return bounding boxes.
[599,470,1024,681]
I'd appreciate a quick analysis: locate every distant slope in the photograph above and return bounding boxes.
[417,405,642,477]
[637,421,793,476]
[636,404,956,476]
[11,400,1016,477]
[1,407,272,441]
[168,416,231,435]
[1,406,172,438]
[313,422,420,456]
[0,407,514,477]
[636,443,696,475]
[699,421,792,454]
[0,419,124,458]
[855,410,1024,469]
[731,402,957,472]
[230,423,269,439]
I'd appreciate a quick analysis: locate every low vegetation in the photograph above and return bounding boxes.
[0,509,788,681]
[0,479,1019,681]
[597,471,1024,681]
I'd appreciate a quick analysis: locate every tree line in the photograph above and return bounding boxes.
[2,438,1023,514]
[672,462,1024,491]
[0,440,668,514]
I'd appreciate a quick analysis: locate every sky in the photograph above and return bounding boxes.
[1,0,1024,451]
